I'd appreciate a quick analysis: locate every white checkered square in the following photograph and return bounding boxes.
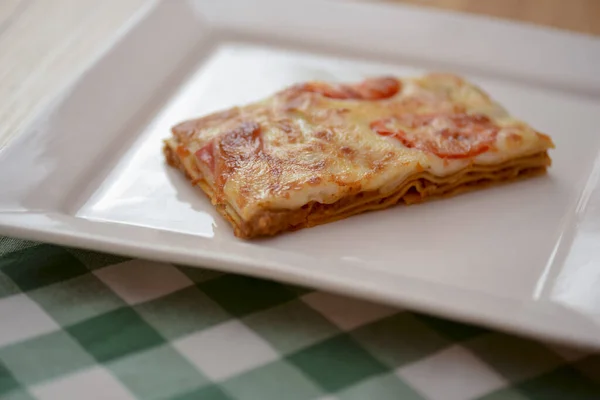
[94,260,192,305]
[302,292,397,330]
[174,320,278,380]
[0,294,58,347]
[31,367,135,400]
[397,345,507,400]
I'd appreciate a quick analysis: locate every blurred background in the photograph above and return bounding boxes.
[0,0,598,147]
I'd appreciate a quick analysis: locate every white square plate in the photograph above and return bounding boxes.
[2,0,600,348]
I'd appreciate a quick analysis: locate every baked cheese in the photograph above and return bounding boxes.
[164,74,554,238]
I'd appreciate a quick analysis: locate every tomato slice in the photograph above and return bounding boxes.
[354,77,401,100]
[371,113,499,159]
[299,77,401,100]
[195,142,215,172]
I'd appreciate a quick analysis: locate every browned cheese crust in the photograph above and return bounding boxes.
[164,74,554,238]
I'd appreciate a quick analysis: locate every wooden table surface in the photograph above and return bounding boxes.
[393,0,600,36]
[0,0,598,147]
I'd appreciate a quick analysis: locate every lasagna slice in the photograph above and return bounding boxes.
[164,73,554,238]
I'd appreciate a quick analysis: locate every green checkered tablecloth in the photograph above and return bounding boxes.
[1,237,599,400]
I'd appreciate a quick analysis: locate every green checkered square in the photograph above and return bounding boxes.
[27,273,125,326]
[0,389,36,400]
[574,355,600,382]
[222,360,323,400]
[477,388,531,400]
[0,331,94,385]
[337,372,425,400]
[109,344,208,399]
[351,312,449,367]
[0,360,21,397]
[0,270,19,298]
[515,366,600,399]
[66,307,165,363]
[176,265,224,283]
[0,245,87,291]
[67,248,130,271]
[416,313,489,341]
[135,286,229,340]
[242,299,338,354]
[171,385,234,400]
[465,332,563,382]
[287,334,387,392]
[199,275,298,317]
[283,284,313,297]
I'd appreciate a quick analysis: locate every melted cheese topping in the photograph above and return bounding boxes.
[170,74,554,220]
